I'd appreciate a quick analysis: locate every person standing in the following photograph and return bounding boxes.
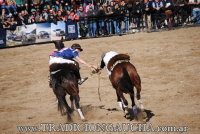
[142,0,153,32]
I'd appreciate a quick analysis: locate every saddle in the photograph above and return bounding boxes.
[49,63,80,88]
[107,54,130,71]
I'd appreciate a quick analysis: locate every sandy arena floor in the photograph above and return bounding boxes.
[0,27,200,134]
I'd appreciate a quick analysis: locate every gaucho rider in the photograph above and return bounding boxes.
[49,41,97,85]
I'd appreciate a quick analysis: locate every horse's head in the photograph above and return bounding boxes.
[53,37,64,51]
[99,53,106,69]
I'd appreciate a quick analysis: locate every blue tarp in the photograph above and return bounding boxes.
[65,20,78,39]
[0,29,6,48]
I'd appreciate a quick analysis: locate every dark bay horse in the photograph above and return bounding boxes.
[49,40,85,121]
[100,52,144,118]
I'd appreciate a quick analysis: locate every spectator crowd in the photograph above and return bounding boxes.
[0,0,200,37]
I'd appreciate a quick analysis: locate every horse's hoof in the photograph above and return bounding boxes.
[125,113,130,119]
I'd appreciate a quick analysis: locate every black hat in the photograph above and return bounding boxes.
[71,43,83,51]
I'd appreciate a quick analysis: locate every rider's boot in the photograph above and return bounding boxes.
[78,77,88,85]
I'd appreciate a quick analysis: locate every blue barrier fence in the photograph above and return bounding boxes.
[0,29,7,48]
[0,20,78,48]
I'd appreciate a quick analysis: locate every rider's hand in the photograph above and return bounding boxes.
[90,66,99,74]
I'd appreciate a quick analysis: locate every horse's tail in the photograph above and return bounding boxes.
[52,70,73,118]
[55,86,72,115]
[119,67,133,94]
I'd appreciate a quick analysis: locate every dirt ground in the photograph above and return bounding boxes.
[0,27,200,134]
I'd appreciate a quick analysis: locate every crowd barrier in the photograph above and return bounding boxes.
[0,20,78,48]
[0,5,199,48]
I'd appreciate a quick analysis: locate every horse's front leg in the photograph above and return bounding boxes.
[74,95,86,121]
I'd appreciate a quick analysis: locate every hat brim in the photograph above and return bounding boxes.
[78,48,83,51]
[74,47,83,51]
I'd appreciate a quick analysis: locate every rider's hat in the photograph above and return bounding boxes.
[71,43,83,51]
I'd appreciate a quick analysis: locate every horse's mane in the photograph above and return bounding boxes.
[107,54,130,71]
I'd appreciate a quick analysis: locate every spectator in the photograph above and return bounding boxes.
[85,2,94,13]
[120,0,129,33]
[189,0,200,24]
[1,1,7,16]
[56,10,65,21]
[132,0,143,31]
[7,15,17,30]
[64,10,71,21]
[29,8,36,23]
[53,0,61,11]
[97,5,106,35]
[94,2,101,11]
[0,16,3,28]
[142,0,153,32]
[16,12,24,25]
[113,3,122,34]
[35,9,40,22]
[41,7,49,21]
[152,0,164,29]
[86,6,97,37]
[51,5,57,13]
[163,0,174,28]
[2,16,10,29]
[15,10,29,25]
[42,0,52,5]
[70,10,79,20]
[105,6,113,35]
[47,9,56,23]
[175,0,188,25]
[77,6,87,37]
[6,0,18,15]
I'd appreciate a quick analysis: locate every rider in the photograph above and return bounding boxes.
[49,41,97,85]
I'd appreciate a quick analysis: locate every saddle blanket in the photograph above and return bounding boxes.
[49,56,75,65]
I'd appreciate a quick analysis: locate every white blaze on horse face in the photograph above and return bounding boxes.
[77,108,85,120]
[118,102,123,111]
[133,105,137,115]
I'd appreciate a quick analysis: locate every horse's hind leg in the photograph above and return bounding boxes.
[74,95,86,121]
[116,90,123,111]
[70,95,75,111]
[54,86,73,121]
[117,90,129,116]
[56,94,73,121]
[130,93,137,116]
[135,84,144,111]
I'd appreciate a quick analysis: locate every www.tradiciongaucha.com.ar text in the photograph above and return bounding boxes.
[17,123,188,133]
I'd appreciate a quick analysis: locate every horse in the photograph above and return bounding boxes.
[49,40,85,121]
[100,51,144,119]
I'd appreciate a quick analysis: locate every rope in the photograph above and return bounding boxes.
[97,71,101,101]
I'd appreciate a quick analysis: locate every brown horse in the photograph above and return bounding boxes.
[49,40,85,121]
[100,52,144,119]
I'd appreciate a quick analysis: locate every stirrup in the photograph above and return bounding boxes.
[78,77,88,85]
